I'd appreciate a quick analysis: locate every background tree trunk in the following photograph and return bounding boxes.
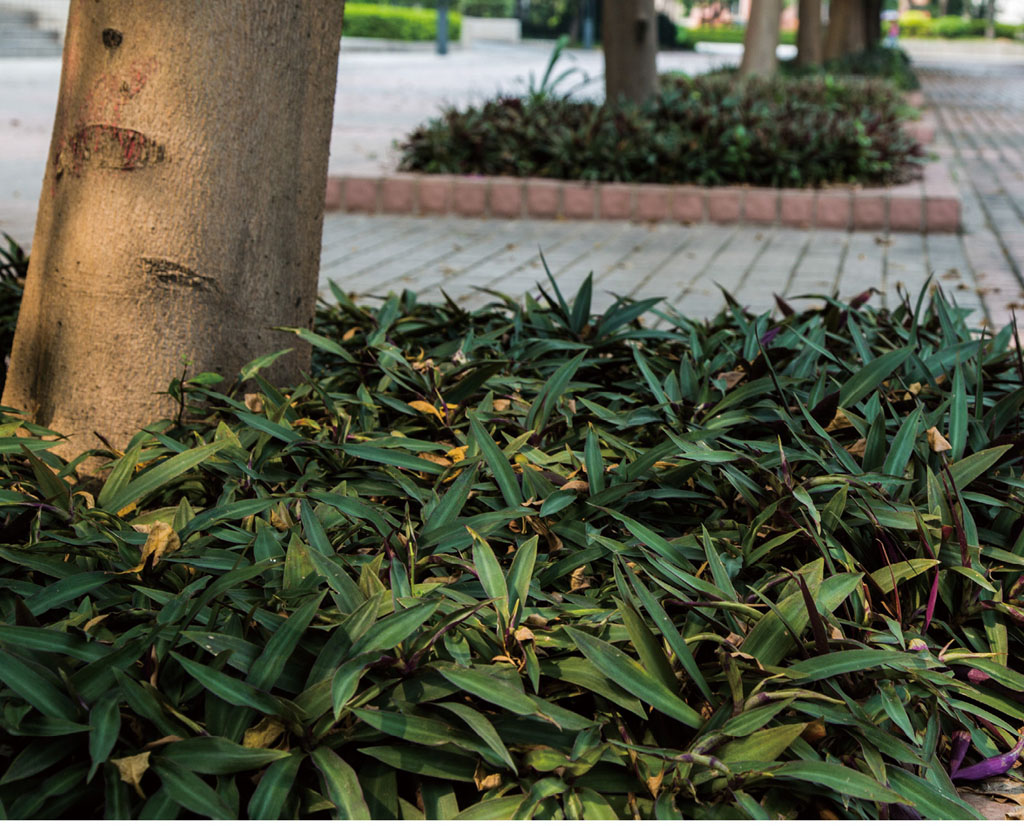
[985,0,996,37]
[739,0,783,77]
[823,0,865,59]
[862,0,882,50]
[3,0,344,461]
[602,0,659,104]
[796,0,823,66]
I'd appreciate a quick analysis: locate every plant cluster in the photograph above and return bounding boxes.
[769,46,921,92]
[353,0,514,17]
[0,271,1022,819]
[897,11,1024,39]
[342,2,462,41]
[400,73,924,187]
[676,25,797,48]
[0,234,27,396]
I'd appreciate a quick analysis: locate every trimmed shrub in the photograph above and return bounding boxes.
[0,274,1020,820]
[677,25,798,46]
[777,46,920,91]
[895,12,1024,37]
[462,0,515,17]
[400,73,924,187]
[343,2,463,40]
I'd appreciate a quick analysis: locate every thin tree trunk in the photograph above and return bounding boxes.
[602,0,659,104]
[739,0,782,77]
[862,0,882,50]
[796,0,823,66]
[823,0,864,59]
[985,0,996,37]
[3,0,345,461]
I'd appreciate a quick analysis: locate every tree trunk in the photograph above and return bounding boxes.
[796,0,823,66]
[602,0,659,104]
[862,0,882,50]
[985,0,996,37]
[3,0,344,461]
[739,0,782,77]
[823,0,865,59]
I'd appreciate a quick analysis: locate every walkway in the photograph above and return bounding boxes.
[318,52,1024,330]
[2,43,1023,329]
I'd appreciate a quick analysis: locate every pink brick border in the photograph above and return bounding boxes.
[326,170,960,233]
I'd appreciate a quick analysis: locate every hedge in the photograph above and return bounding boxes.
[677,25,797,48]
[343,2,463,40]
[351,0,513,17]
[896,11,1024,38]
[400,73,923,188]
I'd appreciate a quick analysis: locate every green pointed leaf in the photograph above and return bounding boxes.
[161,737,290,774]
[103,439,230,514]
[152,758,234,820]
[311,747,371,820]
[248,754,304,820]
[566,628,703,728]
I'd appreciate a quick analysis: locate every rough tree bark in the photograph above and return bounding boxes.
[739,0,783,77]
[823,0,865,60]
[3,0,345,461]
[602,0,659,104]
[796,0,823,67]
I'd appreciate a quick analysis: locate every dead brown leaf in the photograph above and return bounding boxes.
[244,717,286,750]
[927,426,952,453]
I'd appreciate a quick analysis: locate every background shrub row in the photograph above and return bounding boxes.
[400,73,924,188]
[343,2,463,40]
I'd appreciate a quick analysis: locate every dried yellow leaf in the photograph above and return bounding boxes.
[492,399,511,412]
[269,502,291,530]
[569,566,591,592]
[927,426,952,453]
[123,522,180,573]
[446,445,468,463]
[244,393,264,413]
[826,411,852,432]
[409,400,444,421]
[417,452,451,467]
[847,438,867,459]
[717,370,745,390]
[244,718,286,750]
[514,626,535,642]
[83,614,109,633]
[560,480,589,494]
[112,751,151,798]
[474,765,503,791]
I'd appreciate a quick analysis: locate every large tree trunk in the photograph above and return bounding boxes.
[739,0,783,77]
[796,0,823,66]
[3,0,344,461]
[602,0,659,104]
[823,0,865,60]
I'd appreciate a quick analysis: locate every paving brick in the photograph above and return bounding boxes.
[344,176,380,213]
[634,185,672,222]
[852,190,888,230]
[562,183,597,219]
[526,179,561,218]
[708,188,743,223]
[926,196,961,232]
[452,178,488,217]
[381,176,418,214]
[672,186,705,224]
[890,195,923,232]
[599,184,634,220]
[489,178,524,218]
[779,190,814,228]
[418,176,454,215]
[743,189,778,225]
[325,177,343,211]
[816,191,851,229]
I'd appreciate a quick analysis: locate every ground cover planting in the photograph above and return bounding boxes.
[399,72,924,187]
[0,267,1021,818]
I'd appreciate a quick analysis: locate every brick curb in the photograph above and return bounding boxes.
[326,95,957,233]
[326,167,960,233]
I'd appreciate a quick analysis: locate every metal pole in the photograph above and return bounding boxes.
[437,0,449,55]
[582,0,595,48]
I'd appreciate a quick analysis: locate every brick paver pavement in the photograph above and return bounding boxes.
[2,44,1024,329]
[319,53,1024,330]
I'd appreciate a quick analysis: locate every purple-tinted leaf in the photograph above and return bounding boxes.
[949,730,970,777]
[760,326,781,347]
[951,737,1023,782]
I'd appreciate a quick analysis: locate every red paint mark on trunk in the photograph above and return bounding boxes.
[55,124,165,179]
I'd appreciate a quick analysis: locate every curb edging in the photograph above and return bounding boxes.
[325,168,960,233]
